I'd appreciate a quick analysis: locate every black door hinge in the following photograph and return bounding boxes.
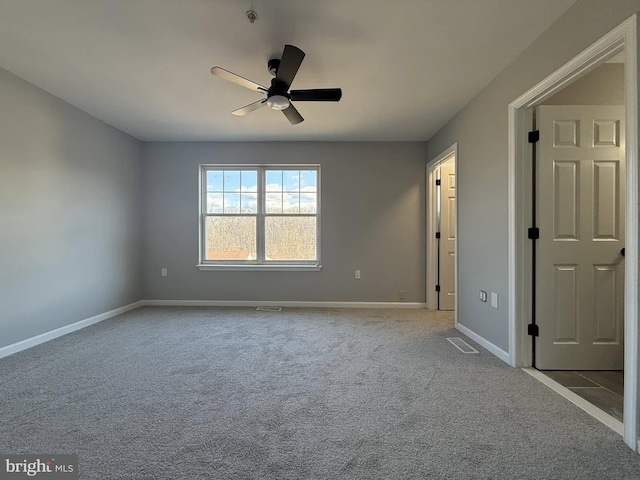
[435,285,441,292]
[435,232,441,239]
[435,179,441,186]
[528,324,539,336]
[528,130,540,143]
[528,227,539,239]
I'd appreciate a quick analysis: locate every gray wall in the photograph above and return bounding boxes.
[0,67,144,349]
[142,142,427,303]
[543,63,624,105]
[426,0,640,352]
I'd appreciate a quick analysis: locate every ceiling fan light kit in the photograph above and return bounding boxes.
[211,44,342,125]
[266,95,290,110]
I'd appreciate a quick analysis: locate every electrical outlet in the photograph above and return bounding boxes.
[480,290,487,302]
[161,268,167,277]
[355,269,361,279]
[399,290,406,300]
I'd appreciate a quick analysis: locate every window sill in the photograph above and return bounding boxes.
[196,264,322,272]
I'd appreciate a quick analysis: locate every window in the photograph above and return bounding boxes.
[199,165,320,270]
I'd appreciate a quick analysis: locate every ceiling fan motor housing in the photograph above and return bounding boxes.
[269,78,289,96]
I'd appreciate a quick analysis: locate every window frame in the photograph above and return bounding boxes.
[197,164,321,271]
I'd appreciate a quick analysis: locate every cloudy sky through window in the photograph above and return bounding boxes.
[206,169,317,214]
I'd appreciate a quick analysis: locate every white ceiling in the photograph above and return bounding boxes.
[0,0,576,141]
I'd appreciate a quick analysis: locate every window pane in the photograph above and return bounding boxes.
[300,192,317,213]
[266,192,282,213]
[284,170,300,192]
[283,192,299,213]
[241,170,257,192]
[266,170,283,191]
[241,193,257,213]
[207,193,224,213]
[300,170,317,192]
[224,193,240,213]
[205,216,256,260]
[265,216,317,261]
[224,170,241,192]
[207,171,223,192]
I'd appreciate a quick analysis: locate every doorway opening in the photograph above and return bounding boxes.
[508,15,638,450]
[535,100,625,422]
[427,144,457,313]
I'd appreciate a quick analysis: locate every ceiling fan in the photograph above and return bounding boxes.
[210,44,342,125]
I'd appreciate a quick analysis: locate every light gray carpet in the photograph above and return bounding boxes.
[1,307,640,479]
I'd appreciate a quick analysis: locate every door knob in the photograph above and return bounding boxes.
[621,247,625,257]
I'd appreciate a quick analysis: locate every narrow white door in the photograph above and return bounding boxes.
[438,163,456,311]
[536,105,625,370]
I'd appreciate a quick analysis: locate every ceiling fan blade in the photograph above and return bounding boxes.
[282,103,304,125]
[276,45,305,87]
[210,67,268,92]
[289,88,342,102]
[231,99,267,116]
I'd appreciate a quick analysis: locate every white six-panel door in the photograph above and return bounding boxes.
[438,163,456,311]
[536,105,625,370]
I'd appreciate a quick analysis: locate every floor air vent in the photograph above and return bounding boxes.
[446,337,479,354]
[256,306,282,312]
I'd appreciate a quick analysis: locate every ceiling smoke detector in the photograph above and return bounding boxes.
[246,10,258,24]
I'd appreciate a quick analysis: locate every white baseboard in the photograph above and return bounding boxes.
[142,300,427,309]
[523,367,624,437]
[456,323,511,365]
[0,301,144,360]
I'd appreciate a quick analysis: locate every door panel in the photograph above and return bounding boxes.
[553,161,579,239]
[593,265,619,342]
[593,161,619,239]
[536,105,625,370]
[553,264,578,343]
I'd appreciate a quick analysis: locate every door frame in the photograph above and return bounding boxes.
[426,143,458,315]
[507,15,639,450]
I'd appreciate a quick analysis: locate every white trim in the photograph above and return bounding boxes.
[456,322,510,364]
[0,301,144,359]
[523,368,623,436]
[197,264,322,271]
[507,105,533,368]
[142,300,427,309]
[622,14,639,452]
[508,15,639,451]
[426,143,458,316]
